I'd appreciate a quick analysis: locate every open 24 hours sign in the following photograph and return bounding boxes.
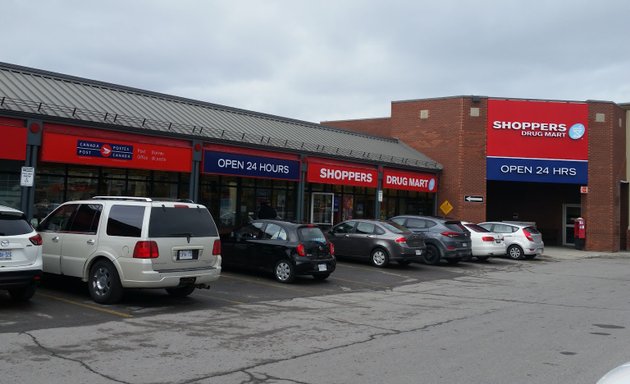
[486,99,588,184]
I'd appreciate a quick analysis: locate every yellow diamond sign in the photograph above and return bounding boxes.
[440,200,453,216]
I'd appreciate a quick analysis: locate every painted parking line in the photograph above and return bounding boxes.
[37,293,133,319]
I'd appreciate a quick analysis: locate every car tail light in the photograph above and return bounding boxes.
[523,228,534,242]
[296,243,306,257]
[133,241,159,258]
[328,242,335,255]
[395,237,407,243]
[481,236,495,242]
[441,231,461,238]
[29,234,43,246]
[212,239,221,255]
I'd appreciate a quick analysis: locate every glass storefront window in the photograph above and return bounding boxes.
[0,173,21,209]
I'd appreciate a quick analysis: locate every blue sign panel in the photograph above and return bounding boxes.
[487,157,587,184]
[203,151,300,180]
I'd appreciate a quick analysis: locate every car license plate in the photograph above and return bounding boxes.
[318,263,327,272]
[0,250,11,260]
[178,250,194,260]
[415,249,422,255]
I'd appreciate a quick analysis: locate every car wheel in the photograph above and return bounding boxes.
[476,256,490,262]
[312,273,330,281]
[507,245,525,260]
[8,282,37,302]
[165,285,196,297]
[88,259,123,304]
[370,248,389,267]
[274,260,295,283]
[423,244,441,265]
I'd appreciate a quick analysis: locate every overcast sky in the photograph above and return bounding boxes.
[2,0,630,123]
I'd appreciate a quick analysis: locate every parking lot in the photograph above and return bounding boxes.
[0,257,527,333]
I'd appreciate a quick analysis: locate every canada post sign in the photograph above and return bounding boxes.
[77,140,133,160]
[203,151,300,180]
[487,99,588,184]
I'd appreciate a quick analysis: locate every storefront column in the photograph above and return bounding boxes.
[296,155,306,222]
[190,140,202,202]
[375,166,383,219]
[22,120,42,220]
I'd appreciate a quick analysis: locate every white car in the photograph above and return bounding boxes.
[0,205,43,301]
[461,222,506,261]
[478,221,544,260]
[597,362,630,384]
[37,196,222,304]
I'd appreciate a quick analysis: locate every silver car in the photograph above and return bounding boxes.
[478,221,544,260]
[461,221,506,261]
[0,205,43,301]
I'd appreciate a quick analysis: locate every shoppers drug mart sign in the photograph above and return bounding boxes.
[486,99,588,184]
[383,168,438,192]
[306,159,377,187]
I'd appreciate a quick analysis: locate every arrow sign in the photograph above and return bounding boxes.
[464,195,484,203]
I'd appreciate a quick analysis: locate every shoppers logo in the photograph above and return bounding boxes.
[76,140,133,160]
[568,123,586,140]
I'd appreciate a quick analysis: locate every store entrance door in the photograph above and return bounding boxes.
[563,204,581,246]
[311,192,334,228]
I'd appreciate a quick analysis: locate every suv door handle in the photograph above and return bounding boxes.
[87,239,96,245]
[52,236,60,242]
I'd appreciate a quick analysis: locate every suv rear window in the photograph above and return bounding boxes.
[298,226,326,243]
[0,212,33,236]
[149,206,218,237]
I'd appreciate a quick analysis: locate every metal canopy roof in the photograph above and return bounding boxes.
[0,62,441,171]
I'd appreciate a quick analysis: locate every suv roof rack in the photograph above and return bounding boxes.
[150,198,195,203]
[92,196,153,202]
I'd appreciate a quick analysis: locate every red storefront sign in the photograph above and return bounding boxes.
[0,125,27,160]
[383,168,438,192]
[306,158,377,187]
[41,130,192,172]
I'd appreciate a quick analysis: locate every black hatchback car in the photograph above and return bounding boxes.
[221,220,335,283]
[390,215,472,265]
[327,219,426,267]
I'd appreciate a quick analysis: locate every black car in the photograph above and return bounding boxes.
[327,219,426,267]
[221,220,336,283]
[390,215,472,265]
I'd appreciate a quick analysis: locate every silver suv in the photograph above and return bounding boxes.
[37,197,222,304]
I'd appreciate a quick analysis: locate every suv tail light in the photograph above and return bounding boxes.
[441,231,461,238]
[133,241,159,258]
[395,237,407,243]
[296,243,306,257]
[523,228,534,242]
[29,234,43,246]
[481,236,495,242]
[212,239,221,255]
[328,242,335,255]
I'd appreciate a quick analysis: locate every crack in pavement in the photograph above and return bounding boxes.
[22,331,131,384]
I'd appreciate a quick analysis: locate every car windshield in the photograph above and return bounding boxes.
[298,226,327,243]
[524,226,540,234]
[444,221,467,232]
[464,223,490,233]
[380,221,408,234]
[0,212,32,236]
[149,206,218,237]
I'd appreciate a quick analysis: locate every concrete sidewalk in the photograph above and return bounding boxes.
[541,246,630,260]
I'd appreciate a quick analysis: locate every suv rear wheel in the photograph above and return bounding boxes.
[88,260,123,304]
[423,244,441,265]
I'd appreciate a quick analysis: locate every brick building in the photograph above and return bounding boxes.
[324,96,629,252]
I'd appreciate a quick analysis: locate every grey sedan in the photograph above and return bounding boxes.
[327,219,426,267]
